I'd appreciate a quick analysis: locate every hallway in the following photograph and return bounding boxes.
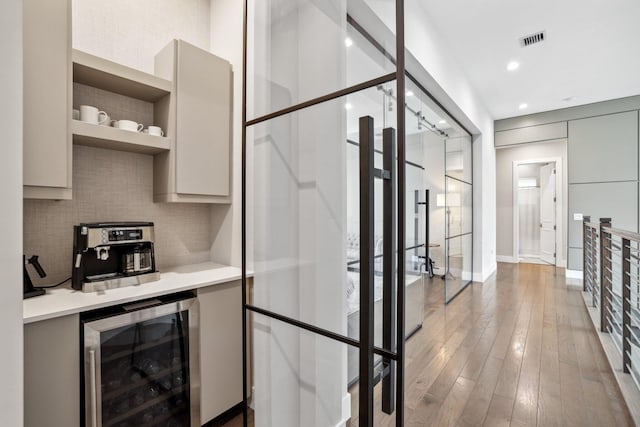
[353,262,634,426]
[224,263,634,426]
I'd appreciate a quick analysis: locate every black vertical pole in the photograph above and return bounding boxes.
[359,116,375,427]
[382,127,397,414]
[600,218,612,332]
[414,189,419,271]
[395,0,406,424]
[623,237,632,373]
[241,0,248,425]
[583,216,590,293]
[426,189,430,262]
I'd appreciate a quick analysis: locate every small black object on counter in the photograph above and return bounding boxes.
[23,255,46,299]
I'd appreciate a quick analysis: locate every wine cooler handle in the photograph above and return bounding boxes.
[89,349,98,427]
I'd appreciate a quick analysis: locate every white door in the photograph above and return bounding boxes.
[539,163,556,264]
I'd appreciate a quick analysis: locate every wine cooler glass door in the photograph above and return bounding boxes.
[83,298,200,427]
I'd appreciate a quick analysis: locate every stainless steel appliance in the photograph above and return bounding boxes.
[72,222,160,292]
[82,292,200,427]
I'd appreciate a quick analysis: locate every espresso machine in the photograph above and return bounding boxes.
[72,222,160,292]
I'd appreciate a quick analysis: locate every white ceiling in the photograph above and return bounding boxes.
[417,0,640,120]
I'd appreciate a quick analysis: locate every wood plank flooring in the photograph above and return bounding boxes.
[229,263,634,426]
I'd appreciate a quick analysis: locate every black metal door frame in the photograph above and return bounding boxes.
[239,2,407,426]
[239,0,472,425]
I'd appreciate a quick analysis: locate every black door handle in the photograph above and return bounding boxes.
[381,127,397,414]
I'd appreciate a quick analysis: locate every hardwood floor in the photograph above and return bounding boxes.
[231,263,634,426]
[349,262,634,426]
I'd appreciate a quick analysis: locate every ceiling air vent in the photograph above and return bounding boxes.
[519,31,546,47]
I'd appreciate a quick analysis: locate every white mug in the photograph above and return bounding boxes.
[72,109,80,120]
[147,126,164,137]
[117,119,144,132]
[79,105,108,125]
[99,113,111,126]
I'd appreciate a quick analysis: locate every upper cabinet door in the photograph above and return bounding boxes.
[23,0,72,199]
[175,41,231,197]
[154,39,232,203]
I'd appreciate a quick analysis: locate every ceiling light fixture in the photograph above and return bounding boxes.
[345,38,353,47]
[519,103,528,110]
[345,103,352,110]
[406,90,414,97]
[438,119,447,125]
[507,61,520,71]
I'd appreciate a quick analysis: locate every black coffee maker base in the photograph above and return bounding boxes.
[24,288,46,299]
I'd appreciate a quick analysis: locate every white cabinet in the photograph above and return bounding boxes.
[154,40,232,203]
[23,0,72,199]
[24,314,80,427]
[198,281,243,423]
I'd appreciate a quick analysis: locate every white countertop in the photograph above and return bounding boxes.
[24,262,247,324]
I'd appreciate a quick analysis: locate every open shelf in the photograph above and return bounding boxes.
[72,49,172,102]
[71,120,171,155]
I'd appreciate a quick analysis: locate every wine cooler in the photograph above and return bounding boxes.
[81,292,200,427]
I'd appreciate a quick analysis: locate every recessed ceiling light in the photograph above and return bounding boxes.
[507,61,520,71]
[562,96,577,102]
[438,119,446,125]
[519,103,528,110]
[345,38,353,47]
[345,103,352,110]
[406,90,414,97]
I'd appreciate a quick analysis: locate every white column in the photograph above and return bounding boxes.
[0,0,24,425]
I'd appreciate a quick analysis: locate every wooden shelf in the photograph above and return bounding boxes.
[71,120,171,155]
[72,49,172,102]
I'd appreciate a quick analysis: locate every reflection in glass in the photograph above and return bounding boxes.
[247,0,396,120]
[250,82,395,340]
[99,313,191,427]
[251,312,357,427]
[444,234,473,301]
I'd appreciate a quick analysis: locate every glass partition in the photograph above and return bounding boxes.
[247,0,396,121]
[444,135,473,302]
[244,0,474,425]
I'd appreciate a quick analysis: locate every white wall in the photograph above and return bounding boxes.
[73,0,210,73]
[0,0,24,425]
[209,0,244,267]
[366,0,497,281]
[405,0,497,281]
[495,140,568,265]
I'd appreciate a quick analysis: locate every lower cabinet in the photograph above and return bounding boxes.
[198,281,243,424]
[24,281,243,427]
[24,314,80,427]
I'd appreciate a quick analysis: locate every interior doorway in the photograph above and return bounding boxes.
[513,159,561,265]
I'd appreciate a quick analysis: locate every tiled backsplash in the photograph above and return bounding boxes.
[24,145,213,285]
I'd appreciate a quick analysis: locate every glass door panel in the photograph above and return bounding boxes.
[251,312,358,426]
[444,133,473,303]
[247,76,402,425]
[249,82,394,339]
[247,0,396,121]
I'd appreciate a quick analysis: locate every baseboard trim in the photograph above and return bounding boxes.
[473,263,497,283]
[496,255,517,263]
[336,393,352,427]
[566,269,583,279]
[202,401,244,426]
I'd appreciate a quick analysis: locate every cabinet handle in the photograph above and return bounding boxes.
[89,349,98,427]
